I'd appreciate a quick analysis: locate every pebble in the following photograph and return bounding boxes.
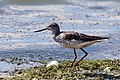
[103,67,111,72]
[46,60,58,67]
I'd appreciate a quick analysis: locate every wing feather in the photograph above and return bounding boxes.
[59,31,109,42]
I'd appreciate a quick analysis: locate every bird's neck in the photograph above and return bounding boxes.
[52,29,60,36]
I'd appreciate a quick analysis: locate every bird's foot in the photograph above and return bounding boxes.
[70,62,79,68]
[70,63,74,68]
[72,62,80,67]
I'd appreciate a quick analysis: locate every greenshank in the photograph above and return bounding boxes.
[34,22,110,67]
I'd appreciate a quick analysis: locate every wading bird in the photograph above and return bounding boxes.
[34,22,109,67]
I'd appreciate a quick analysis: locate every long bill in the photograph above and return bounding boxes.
[34,28,48,32]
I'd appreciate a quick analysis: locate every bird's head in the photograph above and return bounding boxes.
[34,22,60,33]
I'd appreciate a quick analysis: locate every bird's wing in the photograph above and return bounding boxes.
[78,33,110,42]
[59,31,109,42]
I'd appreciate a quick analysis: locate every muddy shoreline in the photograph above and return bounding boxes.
[1,60,119,80]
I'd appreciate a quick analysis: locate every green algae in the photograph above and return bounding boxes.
[7,59,120,80]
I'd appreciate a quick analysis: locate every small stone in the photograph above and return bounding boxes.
[53,18,55,20]
[103,67,111,72]
[32,78,38,80]
[46,60,58,67]
[70,18,72,20]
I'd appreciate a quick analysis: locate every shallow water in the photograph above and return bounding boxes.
[0,0,120,75]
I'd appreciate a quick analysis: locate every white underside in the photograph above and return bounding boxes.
[61,40,102,49]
